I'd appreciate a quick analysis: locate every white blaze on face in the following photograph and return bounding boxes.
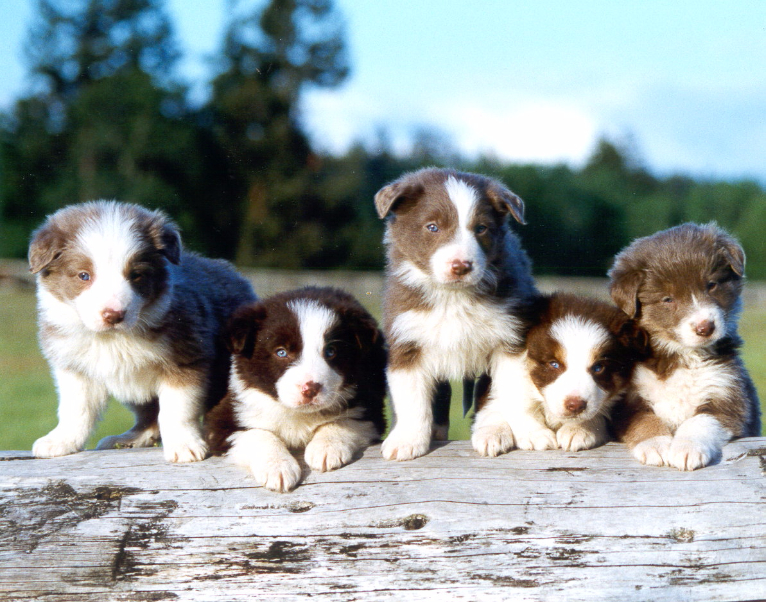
[73,209,144,332]
[542,316,610,421]
[276,300,346,411]
[430,176,486,284]
[676,295,725,348]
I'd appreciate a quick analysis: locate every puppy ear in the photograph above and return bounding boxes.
[721,238,746,277]
[148,210,182,265]
[615,318,651,358]
[226,303,266,358]
[608,261,644,319]
[28,222,65,274]
[486,181,526,225]
[374,179,425,218]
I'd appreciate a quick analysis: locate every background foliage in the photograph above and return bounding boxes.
[2,0,766,278]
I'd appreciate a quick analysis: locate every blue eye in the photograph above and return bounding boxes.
[426,223,439,233]
[324,345,337,360]
[78,272,90,282]
[549,361,561,370]
[275,348,288,358]
[474,224,488,234]
[591,362,604,374]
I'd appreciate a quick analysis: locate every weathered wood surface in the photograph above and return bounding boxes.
[1,439,765,602]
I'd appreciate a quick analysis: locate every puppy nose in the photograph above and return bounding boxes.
[451,260,473,276]
[300,381,323,400]
[695,320,715,337]
[564,396,587,416]
[101,308,126,325]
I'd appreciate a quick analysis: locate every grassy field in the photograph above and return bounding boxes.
[2,286,764,451]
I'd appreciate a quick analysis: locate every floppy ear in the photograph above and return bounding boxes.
[608,261,644,319]
[721,238,745,277]
[374,178,425,218]
[28,222,65,274]
[486,181,526,225]
[226,303,267,358]
[615,318,651,359]
[147,210,182,265]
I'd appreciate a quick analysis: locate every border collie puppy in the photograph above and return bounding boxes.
[473,293,648,455]
[375,168,537,461]
[205,287,387,492]
[609,223,760,470]
[29,201,256,463]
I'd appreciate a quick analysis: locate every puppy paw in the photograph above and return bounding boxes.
[381,428,430,461]
[472,424,515,457]
[305,439,355,472]
[667,437,720,471]
[32,432,82,458]
[251,455,302,492]
[163,436,208,463]
[432,423,450,441]
[557,423,601,452]
[632,435,672,466]
[514,427,558,451]
[96,427,160,450]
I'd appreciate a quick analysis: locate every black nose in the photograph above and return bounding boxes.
[102,309,126,325]
[695,320,715,337]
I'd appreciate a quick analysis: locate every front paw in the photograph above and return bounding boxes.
[251,455,302,492]
[305,438,355,472]
[632,435,672,466]
[472,424,515,457]
[97,426,160,450]
[667,437,720,471]
[32,432,82,458]
[163,435,208,463]
[513,427,558,451]
[381,428,430,461]
[557,423,602,452]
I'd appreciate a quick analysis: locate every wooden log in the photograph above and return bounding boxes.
[1,439,765,601]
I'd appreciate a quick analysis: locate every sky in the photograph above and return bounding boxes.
[1,1,766,181]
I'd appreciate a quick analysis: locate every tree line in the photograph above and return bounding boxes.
[2,0,766,278]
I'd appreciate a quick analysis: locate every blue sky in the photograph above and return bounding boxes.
[2,1,766,181]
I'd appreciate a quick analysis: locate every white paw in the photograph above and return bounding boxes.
[667,437,719,471]
[251,455,302,492]
[472,424,515,457]
[381,428,430,461]
[513,427,558,451]
[163,435,208,463]
[305,439,355,472]
[632,435,672,466]
[32,432,82,458]
[557,423,601,452]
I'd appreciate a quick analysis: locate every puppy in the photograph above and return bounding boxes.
[473,293,648,454]
[609,222,761,470]
[205,287,387,492]
[375,168,538,461]
[29,201,256,463]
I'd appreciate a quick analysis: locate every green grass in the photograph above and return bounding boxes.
[1,287,764,451]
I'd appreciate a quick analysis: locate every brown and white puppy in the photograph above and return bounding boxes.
[609,223,760,470]
[375,168,537,461]
[473,293,647,454]
[205,287,387,492]
[29,201,256,463]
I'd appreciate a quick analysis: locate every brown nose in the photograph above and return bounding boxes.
[300,381,323,400]
[451,260,473,276]
[102,309,126,325]
[564,396,587,415]
[695,320,715,337]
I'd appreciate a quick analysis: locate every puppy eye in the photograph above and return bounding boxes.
[662,296,674,304]
[78,272,91,282]
[707,281,718,293]
[275,348,288,358]
[425,223,439,233]
[474,224,488,235]
[548,360,561,370]
[323,345,337,360]
[591,362,605,374]
[129,271,144,282]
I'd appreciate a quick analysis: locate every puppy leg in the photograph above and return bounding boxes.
[493,353,557,451]
[667,414,731,471]
[471,396,515,457]
[33,368,107,458]
[96,399,161,450]
[157,381,208,463]
[431,381,451,441]
[557,415,609,452]
[305,419,379,472]
[228,429,302,492]
[382,368,434,461]
[615,405,673,466]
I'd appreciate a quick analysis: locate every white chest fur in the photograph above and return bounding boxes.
[633,356,737,430]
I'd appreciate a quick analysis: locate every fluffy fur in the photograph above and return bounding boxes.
[473,293,648,455]
[375,167,538,461]
[205,287,387,492]
[608,222,760,470]
[29,200,256,463]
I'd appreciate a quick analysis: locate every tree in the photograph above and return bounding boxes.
[207,0,350,266]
